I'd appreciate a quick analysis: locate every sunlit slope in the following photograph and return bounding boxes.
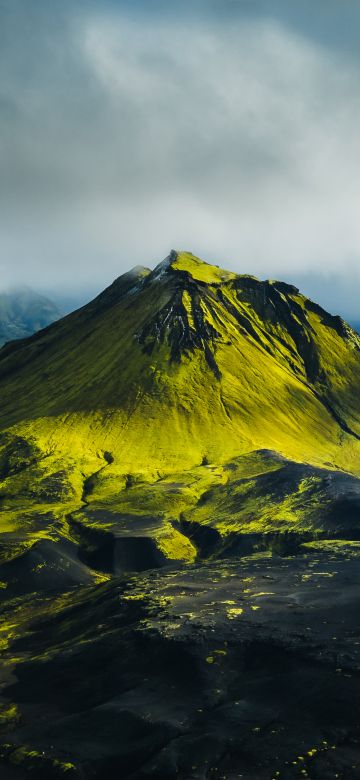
[0,251,360,478]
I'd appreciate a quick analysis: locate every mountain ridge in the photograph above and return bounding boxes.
[0,250,360,576]
[0,250,359,475]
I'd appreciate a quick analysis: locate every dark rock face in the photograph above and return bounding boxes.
[71,515,168,574]
[138,280,222,377]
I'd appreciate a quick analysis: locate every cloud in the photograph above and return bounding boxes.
[0,1,360,317]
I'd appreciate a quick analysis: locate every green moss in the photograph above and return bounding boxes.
[6,744,77,774]
[172,251,237,284]
[0,253,359,568]
[0,704,20,726]
[302,539,360,555]
[182,452,334,536]
[0,252,359,479]
[156,526,196,562]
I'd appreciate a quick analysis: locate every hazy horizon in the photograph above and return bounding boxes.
[2,250,360,324]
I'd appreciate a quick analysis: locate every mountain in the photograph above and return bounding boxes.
[1,252,360,778]
[0,286,61,346]
[0,250,360,565]
[1,251,360,464]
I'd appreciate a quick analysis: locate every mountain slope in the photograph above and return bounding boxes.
[0,286,61,347]
[0,251,359,475]
[2,253,360,778]
[0,250,360,571]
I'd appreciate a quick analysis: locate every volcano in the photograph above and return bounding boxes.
[1,253,360,779]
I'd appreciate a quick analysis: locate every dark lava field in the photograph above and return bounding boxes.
[1,544,360,779]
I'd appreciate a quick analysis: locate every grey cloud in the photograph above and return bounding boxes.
[0,0,360,319]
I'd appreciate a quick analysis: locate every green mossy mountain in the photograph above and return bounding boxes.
[2,252,360,779]
[1,250,360,465]
[1,249,360,571]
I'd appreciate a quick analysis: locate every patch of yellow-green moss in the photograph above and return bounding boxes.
[156,526,197,562]
[0,704,20,727]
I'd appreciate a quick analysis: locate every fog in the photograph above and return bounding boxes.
[0,0,359,318]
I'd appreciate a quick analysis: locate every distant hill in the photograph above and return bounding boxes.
[0,286,61,346]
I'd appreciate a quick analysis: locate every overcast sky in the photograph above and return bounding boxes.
[1,0,360,318]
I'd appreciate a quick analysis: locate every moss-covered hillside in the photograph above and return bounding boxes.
[2,251,360,778]
[1,250,360,470]
[0,250,360,572]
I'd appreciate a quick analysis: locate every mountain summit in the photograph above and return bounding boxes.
[0,250,359,475]
[0,250,360,574]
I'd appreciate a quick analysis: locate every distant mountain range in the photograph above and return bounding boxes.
[0,286,61,346]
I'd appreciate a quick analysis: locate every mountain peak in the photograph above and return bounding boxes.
[151,250,237,285]
[1,251,360,480]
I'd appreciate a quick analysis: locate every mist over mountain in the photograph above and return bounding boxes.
[0,286,61,346]
[2,0,360,316]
